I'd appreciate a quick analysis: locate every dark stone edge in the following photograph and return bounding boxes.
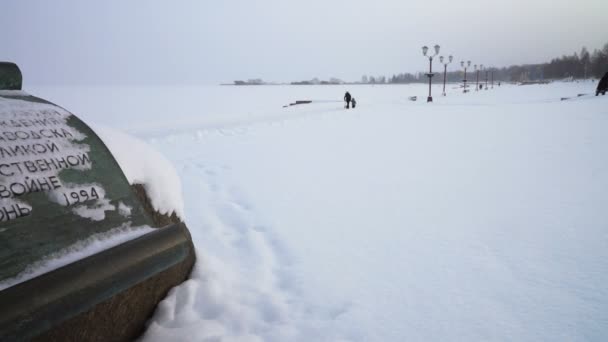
[0,223,196,342]
[131,183,181,228]
[0,62,22,91]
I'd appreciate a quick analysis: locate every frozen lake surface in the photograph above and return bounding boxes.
[30,82,608,341]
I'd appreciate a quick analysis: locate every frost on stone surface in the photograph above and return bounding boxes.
[0,223,154,291]
[118,201,132,217]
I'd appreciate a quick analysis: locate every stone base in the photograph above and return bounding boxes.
[29,186,195,341]
[32,242,195,342]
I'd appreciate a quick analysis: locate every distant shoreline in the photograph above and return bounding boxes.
[220,82,494,86]
[220,82,447,86]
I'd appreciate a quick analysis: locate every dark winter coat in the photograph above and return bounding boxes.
[344,92,352,102]
[598,72,608,92]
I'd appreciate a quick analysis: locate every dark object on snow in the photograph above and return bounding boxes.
[284,100,312,107]
[520,80,550,86]
[0,62,22,90]
[0,62,195,342]
[560,93,590,101]
[597,72,608,96]
[4,222,195,342]
[351,98,357,108]
[344,91,352,109]
[408,96,417,101]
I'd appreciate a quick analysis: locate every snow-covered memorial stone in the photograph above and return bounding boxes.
[0,63,195,341]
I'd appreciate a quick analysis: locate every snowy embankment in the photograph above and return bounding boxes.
[32,82,608,341]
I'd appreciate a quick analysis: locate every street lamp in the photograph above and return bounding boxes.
[439,55,453,96]
[474,64,478,91]
[474,64,483,91]
[461,60,471,93]
[484,67,489,90]
[422,44,440,102]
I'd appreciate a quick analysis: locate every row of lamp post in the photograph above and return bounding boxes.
[422,45,496,101]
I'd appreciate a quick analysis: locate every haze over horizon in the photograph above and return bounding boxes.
[2,0,607,85]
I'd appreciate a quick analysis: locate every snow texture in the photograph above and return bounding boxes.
[0,90,28,97]
[92,124,185,220]
[71,198,115,221]
[118,201,132,217]
[30,81,608,341]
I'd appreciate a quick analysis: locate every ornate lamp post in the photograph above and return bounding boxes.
[422,44,440,102]
[461,60,471,93]
[439,55,453,96]
[474,64,484,91]
[484,66,489,90]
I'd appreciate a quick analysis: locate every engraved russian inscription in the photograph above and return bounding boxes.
[0,97,100,223]
[0,92,153,284]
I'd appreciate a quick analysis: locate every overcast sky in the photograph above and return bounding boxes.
[2,0,607,85]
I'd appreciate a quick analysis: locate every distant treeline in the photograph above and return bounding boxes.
[364,42,608,84]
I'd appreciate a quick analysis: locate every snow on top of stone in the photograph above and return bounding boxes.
[92,123,185,220]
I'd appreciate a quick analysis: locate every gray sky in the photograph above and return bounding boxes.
[2,0,607,85]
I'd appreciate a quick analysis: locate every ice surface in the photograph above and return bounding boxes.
[30,81,608,341]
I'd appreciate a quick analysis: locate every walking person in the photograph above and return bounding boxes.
[351,97,357,108]
[344,91,352,109]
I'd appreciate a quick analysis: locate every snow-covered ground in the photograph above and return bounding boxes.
[30,82,608,341]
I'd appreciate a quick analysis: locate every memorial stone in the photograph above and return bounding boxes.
[0,62,196,342]
[0,90,155,284]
